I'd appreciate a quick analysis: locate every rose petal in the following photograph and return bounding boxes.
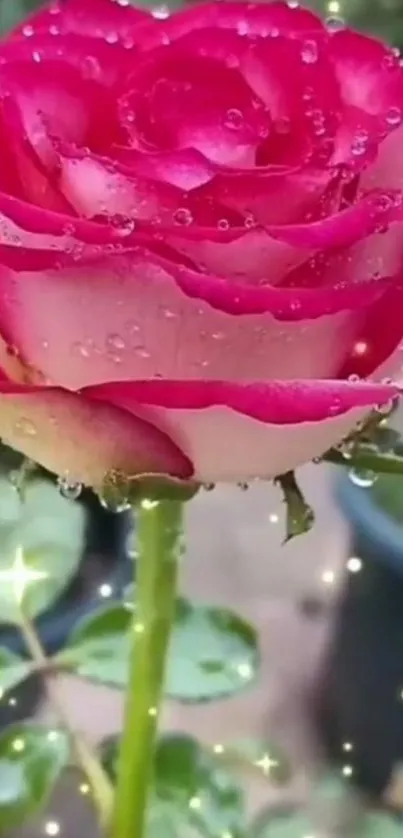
[12,0,151,41]
[340,281,403,380]
[112,146,217,190]
[0,190,133,256]
[0,251,393,390]
[138,1,325,51]
[86,378,397,481]
[0,93,73,212]
[57,147,184,220]
[329,30,403,119]
[194,165,337,225]
[0,376,191,487]
[361,124,403,191]
[266,189,403,250]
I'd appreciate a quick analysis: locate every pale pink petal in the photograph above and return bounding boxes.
[0,379,191,487]
[87,379,397,482]
[0,252,389,390]
[361,125,403,191]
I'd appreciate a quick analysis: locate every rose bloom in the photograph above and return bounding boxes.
[0,0,401,489]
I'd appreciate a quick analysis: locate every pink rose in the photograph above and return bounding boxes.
[0,0,402,489]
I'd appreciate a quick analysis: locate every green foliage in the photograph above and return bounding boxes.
[0,478,85,624]
[308,0,403,46]
[59,597,259,701]
[0,648,32,696]
[251,805,403,838]
[0,723,69,829]
[101,732,246,838]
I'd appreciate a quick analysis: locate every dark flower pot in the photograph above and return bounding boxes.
[0,489,132,728]
[317,472,403,798]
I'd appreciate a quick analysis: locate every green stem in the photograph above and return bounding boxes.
[111,498,183,838]
[19,604,113,828]
[324,447,403,475]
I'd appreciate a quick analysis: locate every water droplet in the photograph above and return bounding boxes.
[22,24,34,37]
[173,207,193,226]
[162,308,177,320]
[351,130,369,157]
[72,340,91,358]
[125,319,140,334]
[382,52,395,70]
[15,417,37,437]
[49,24,60,35]
[217,218,230,231]
[224,108,244,131]
[152,4,170,18]
[32,51,42,63]
[244,214,257,229]
[57,475,82,501]
[326,15,345,32]
[348,467,377,488]
[301,39,318,64]
[135,346,151,360]
[106,333,126,352]
[386,106,402,127]
[288,0,299,7]
[105,31,118,44]
[237,20,249,35]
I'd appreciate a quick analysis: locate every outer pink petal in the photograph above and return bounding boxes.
[86,379,397,481]
[0,191,134,256]
[138,1,325,51]
[340,282,403,381]
[361,125,403,192]
[57,147,185,221]
[165,227,308,284]
[266,189,403,250]
[0,378,191,487]
[11,0,151,41]
[328,30,403,118]
[193,165,339,225]
[0,251,393,390]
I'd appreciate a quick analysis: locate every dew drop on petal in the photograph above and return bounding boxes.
[326,16,345,32]
[72,340,91,359]
[237,20,249,35]
[224,108,244,131]
[173,207,193,226]
[152,4,170,18]
[22,24,34,37]
[57,475,82,501]
[301,39,318,64]
[15,418,37,438]
[106,333,126,352]
[385,106,402,127]
[217,218,230,231]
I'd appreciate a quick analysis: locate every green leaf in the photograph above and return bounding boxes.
[101,733,246,838]
[0,478,85,623]
[0,648,32,696]
[251,806,315,838]
[354,813,403,838]
[0,723,69,828]
[61,598,259,701]
[167,599,259,701]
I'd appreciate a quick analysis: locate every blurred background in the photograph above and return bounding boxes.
[2,0,403,836]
